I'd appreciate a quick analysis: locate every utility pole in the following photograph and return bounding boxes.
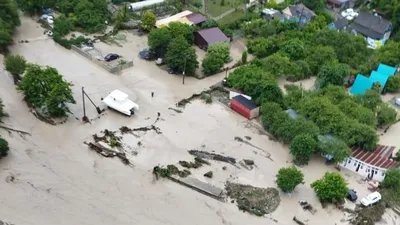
[81,87,102,123]
[182,56,187,85]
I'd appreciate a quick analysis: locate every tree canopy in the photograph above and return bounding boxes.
[4,54,26,76]
[166,36,198,75]
[18,64,76,117]
[317,63,350,88]
[0,136,9,159]
[202,43,230,75]
[148,27,172,57]
[311,172,348,203]
[141,11,156,32]
[276,166,304,193]
[0,0,20,51]
[290,134,317,165]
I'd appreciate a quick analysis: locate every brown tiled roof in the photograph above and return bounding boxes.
[186,13,207,25]
[351,145,399,169]
[196,27,229,45]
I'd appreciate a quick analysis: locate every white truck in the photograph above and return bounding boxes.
[102,90,139,116]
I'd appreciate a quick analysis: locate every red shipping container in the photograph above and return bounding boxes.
[230,95,259,119]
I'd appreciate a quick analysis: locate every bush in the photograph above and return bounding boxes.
[377,104,397,127]
[53,15,73,36]
[290,134,317,165]
[386,75,400,93]
[276,166,304,192]
[4,54,26,76]
[382,168,400,189]
[0,98,5,120]
[201,19,218,29]
[53,32,71,49]
[311,172,348,203]
[241,51,248,64]
[202,53,224,75]
[0,136,9,159]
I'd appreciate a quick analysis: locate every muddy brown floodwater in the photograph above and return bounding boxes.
[0,16,398,225]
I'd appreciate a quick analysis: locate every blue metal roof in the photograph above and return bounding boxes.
[369,70,389,89]
[350,74,374,95]
[377,63,397,77]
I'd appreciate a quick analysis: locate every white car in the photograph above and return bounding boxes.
[360,192,381,207]
[102,90,139,116]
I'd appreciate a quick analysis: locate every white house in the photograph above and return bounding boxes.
[339,145,399,182]
[129,0,167,11]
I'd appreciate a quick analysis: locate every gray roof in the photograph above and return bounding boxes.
[196,27,229,45]
[350,12,391,39]
[333,18,348,30]
[289,3,316,19]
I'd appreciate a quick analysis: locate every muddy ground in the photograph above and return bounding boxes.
[0,15,399,225]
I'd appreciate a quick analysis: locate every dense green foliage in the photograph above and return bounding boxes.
[227,64,284,105]
[0,136,9,159]
[386,75,400,93]
[276,166,304,193]
[382,169,400,189]
[317,135,351,164]
[316,63,350,88]
[4,54,26,76]
[166,36,198,75]
[0,98,5,121]
[148,27,172,57]
[381,168,400,207]
[0,0,20,51]
[311,172,348,203]
[290,134,317,165]
[141,11,156,32]
[18,64,76,117]
[202,43,230,75]
[18,0,109,33]
[377,104,397,127]
[241,51,247,64]
[201,19,218,29]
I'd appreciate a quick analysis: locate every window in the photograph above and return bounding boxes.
[368,169,370,172]
[354,161,357,166]
[348,159,352,164]
[361,165,364,169]
[382,171,385,176]
[375,170,378,175]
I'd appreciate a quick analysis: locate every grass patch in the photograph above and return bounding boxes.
[205,0,244,17]
[218,10,245,25]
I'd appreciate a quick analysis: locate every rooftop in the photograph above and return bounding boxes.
[232,95,258,110]
[350,74,374,95]
[156,10,193,28]
[351,145,400,169]
[186,13,207,25]
[351,12,391,39]
[196,27,229,45]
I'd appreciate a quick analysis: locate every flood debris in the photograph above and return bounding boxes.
[0,125,31,136]
[153,164,192,179]
[204,171,213,178]
[168,107,183,113]
[299,200,317,214]
[119,125,161,135]
[225,182,280,216]
[244,136,252,140]
[222,166,227,170]
[92,129,122,148]
[177,87,228,107]
[293,217,306,225]
[243,159,254,166]
[179,156,211,169]
[350,203,386,225]
[234,136,274,162]
[188,150,236,165]
[84,141,131,166]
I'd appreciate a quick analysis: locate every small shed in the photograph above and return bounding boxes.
[377,63,397,76]
[230,95,259,119]
[186,13,207,26]
[194,27,230,50]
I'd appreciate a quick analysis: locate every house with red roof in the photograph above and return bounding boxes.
[339,145,399,182]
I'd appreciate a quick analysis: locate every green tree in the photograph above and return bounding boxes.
[311,172,348,203]
[377,104,397,127]
[168,22,194,44]
[202,53,224,75]
[395,151,400,161]
[148,27,172,57]
[73,0,109,33]
[241,51,248,64]
[338,99,376,126]
[317,63,350,88]
[382,168,400,189]
[206,42,230,63]
[386,75,400,93]
[201,19,218,29]
[317,135,351,164]
[247,36,279,58]
[141,11,156,32]
[166,36,198,75]
[4,54,26,82]
[263,53,292,77]
[357,89,382,112]
[18,64,76,117]
[276,166,304,193]
[299,0,325,10]
[0,0,20,51]
[0,136,9,159]
[16,0,56,15]
[290,134,317,165]
[53,15,73,36]
[306,45,337,74]
[280,39,305,60]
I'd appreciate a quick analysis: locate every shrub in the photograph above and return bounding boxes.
[311,172,348,203]
[0,137,9,159]
[276,166,304,192]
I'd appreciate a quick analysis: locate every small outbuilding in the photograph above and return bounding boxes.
[230,95,260,119]
[186,13,207,26]
[194,27,230,50]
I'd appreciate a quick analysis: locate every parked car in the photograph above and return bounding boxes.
[347,189,358,202]
[104,53,120,62]
[167,67,178,74]
[361,192,381,207]
[102,89,139,116]
[45,30,53,37]
[156,58,164,65]
[139,49,156,60]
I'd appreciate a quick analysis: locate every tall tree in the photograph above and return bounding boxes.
[316,63,350,88]
[141,11,156,32]
[290,134,317,165]
[0,136,9,159]
[0,0,20,51]
[4,54,26,83]
[168,22,194,44]
[18,64,76,117]
[166,36,198,75]
[276,166,304,193]
[311,172,348,203]
[148,27,172,57]
[317,135,351,164]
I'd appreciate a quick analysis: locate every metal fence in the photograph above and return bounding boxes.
[71,45,133,74]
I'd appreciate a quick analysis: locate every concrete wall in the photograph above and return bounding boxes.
[71,45,133,74]
[339,157,386,182]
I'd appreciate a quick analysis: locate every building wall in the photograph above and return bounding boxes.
[249,107,260,119]
[339,157,387,182]
[194,33,207,49]
[230,100,251,119]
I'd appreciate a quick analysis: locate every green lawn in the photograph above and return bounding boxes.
[205,0,245,17]
[217,10,245,24]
